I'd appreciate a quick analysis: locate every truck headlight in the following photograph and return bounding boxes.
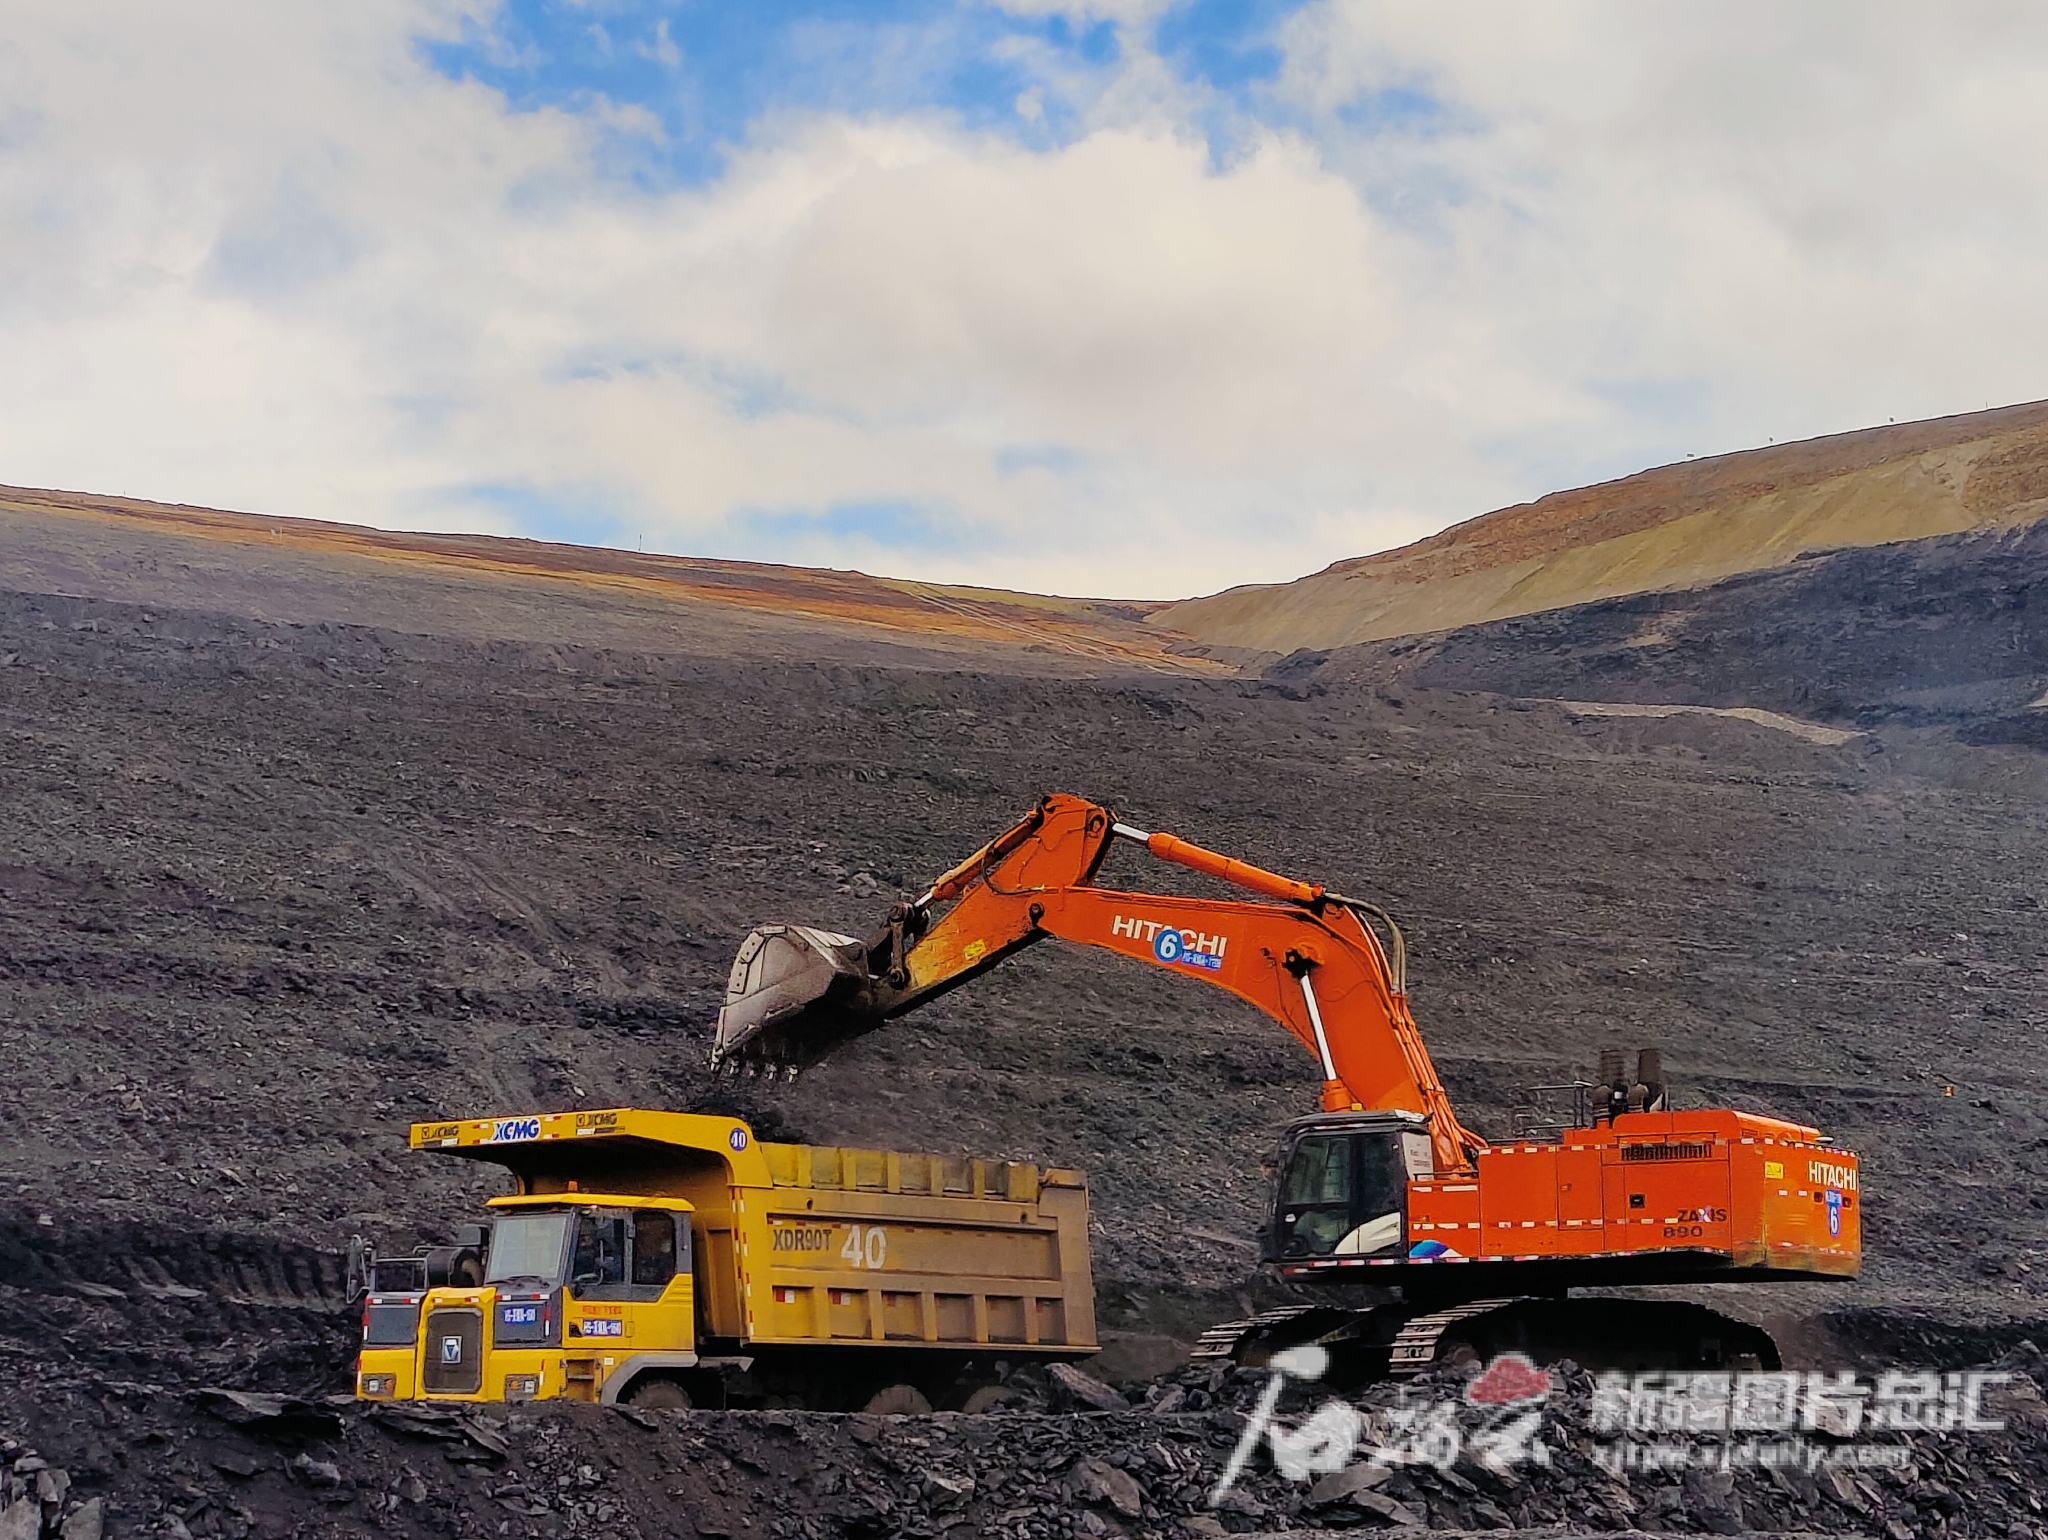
[358,1374,396,1398]
[504,1374,541,1401]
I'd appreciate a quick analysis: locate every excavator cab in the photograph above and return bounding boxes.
[1265,1112,1433,1264]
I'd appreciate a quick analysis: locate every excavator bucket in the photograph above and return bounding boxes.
[712,924,883,1072]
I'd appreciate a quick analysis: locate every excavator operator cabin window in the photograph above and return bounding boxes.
[1280,1135,1353,1257]
[1278,1131,1410,1259]
[1285,1136,1351,1206]
[1357,1135,1405,1220]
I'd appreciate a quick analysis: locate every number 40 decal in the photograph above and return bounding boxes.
[840,1224,888,1269]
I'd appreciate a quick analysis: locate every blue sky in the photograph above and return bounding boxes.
[6,2,2046,597]
[425,2,1298,186]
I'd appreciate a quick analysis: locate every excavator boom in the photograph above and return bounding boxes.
[714,794,1484,1173]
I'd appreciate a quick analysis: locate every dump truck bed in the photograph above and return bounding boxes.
[744,1137,1093,1352]
[411,1107,1095,1361]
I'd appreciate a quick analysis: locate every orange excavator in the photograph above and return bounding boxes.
[711,794,1860,1376]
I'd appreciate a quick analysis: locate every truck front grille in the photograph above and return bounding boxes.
[422,1308,483,1394]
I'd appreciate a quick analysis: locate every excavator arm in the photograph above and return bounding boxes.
[713,794,1486,1174]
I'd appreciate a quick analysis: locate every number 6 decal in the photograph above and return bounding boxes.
[839,1224,889,1268]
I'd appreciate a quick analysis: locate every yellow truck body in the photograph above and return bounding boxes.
[354,1107,1095,1408]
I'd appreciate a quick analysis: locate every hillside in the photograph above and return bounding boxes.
[13,400,2048,679]
[1270,518,2048,750]
[0,484,1207,675]
[2,535,2042,1338]
[1154,399,2048,653]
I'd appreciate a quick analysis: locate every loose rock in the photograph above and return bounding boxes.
[1048,1364,1129,1413]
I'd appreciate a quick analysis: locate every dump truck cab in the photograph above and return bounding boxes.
[357,1192,700,1405]
[356,1107,1095,1409]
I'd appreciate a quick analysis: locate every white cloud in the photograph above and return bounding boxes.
[1,1,2045,600]
[992,0,1177,27]
[637,18,682,69]
[1275,1,2048,461]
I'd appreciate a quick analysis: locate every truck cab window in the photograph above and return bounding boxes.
[484,1211,572,1285]
[572,1211,627,1290]
[631,1210,677,1287]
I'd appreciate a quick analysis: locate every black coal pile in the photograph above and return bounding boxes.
[6,1343,2047,1539]
[4,583,2045,1320]
[5,527,2048,1538]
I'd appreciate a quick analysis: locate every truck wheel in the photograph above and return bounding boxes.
[626,1378,692,1410]
[863,1384,931,1415]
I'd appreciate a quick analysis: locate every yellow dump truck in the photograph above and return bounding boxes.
[352,1107,1096,1410]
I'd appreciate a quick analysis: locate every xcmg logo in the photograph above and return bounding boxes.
[1111,915,1228,972]
[486,1117,541,1143]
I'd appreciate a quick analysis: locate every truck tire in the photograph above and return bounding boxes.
[862,1384,932,1415]
[625,1378,692,1410]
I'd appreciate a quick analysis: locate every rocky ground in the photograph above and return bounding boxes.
[7,1340,2048,1539]
[2,516,2046,1535]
